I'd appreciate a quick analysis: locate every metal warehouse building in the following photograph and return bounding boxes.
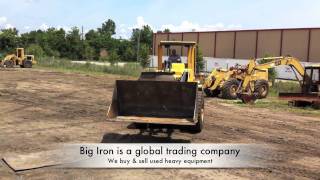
[153,28,320,62]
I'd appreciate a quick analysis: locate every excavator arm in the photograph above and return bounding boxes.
[242,56,304,88]
[255,56,304,77]
[240,56,305,103]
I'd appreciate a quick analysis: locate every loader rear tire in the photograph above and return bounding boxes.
[254,80,269,99]
[221,78,240,99]
[4,60,14,68]
[193,91,204,133]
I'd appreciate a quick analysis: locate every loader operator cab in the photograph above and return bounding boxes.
[158,41,197,82]
[165,49,182,69]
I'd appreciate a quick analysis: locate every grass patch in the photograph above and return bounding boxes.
[268,81,301,97]
[218,97,320,117]
[35,58,143,77]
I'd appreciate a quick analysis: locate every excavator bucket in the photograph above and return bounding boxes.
[107,80,200,126]
[238,93,258,104]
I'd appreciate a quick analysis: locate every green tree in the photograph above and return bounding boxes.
[65,27,82,59]
[0,18,145,62]
[116,39,135,61]
[83,43,95,60]
[20,30,45,48]
[46,28,66,57]
[107,50,120,65]
[85,30,99,41]
[98,19,116,37]
[0,28,19,53]
[26,44,45,58]
[163,28,170,33]
[123,45,135,61]
[139,44,150,68]
[130,25,153,66]
[196,46,204,73]
[85,29,100,59]
[20,28,67,58]
[86,23,117,59]
[131,25,153,47]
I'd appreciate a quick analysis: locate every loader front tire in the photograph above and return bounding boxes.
[254,80,269,99]
[23,60,32,68]
[193,91,204,133]
[221,78,240,99]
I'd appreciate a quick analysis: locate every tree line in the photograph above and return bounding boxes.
[0,19,153,67]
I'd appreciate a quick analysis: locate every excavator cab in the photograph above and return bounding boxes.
[279,65,320,108]
[303,66,320,93]
[107,41,204,133]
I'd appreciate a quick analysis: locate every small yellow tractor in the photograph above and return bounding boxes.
[203,56,305,103]
[107,41,204,133]
[1,48,36,68]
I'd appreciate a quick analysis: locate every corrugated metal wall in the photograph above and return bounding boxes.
[153,28,320,62]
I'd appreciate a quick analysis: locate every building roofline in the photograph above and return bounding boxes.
[154,27,320,34]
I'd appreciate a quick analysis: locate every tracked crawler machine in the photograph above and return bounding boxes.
[107,41,204,133]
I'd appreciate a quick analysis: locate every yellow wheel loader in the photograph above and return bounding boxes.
[107,41,204,133]
[1,48,36,68]
[203,56,305,103]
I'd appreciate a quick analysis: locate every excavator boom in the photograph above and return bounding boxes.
[255,56,305,77]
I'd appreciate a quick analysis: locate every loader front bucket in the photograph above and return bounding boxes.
[107,80,199,125]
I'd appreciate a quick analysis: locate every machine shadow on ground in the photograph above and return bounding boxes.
[101,123,193,143]
[101,133,191,143]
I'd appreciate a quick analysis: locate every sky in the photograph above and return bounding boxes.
[0,0,320,38]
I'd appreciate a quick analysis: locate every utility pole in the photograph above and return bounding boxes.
[81,26,84,41]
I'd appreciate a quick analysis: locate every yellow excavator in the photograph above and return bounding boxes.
[203,56,305,103]
[1,48,36,68]
[279,65,320,108]
[107,41,204,133]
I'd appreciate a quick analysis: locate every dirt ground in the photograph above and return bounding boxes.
[0,68,319,180]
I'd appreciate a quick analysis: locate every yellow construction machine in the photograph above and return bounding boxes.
[203,56,305,103]
[1,48,36,68]
[107,41,204,133]
[279,65,320,108]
